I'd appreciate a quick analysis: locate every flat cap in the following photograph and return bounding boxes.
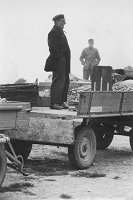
[52,14,65,21]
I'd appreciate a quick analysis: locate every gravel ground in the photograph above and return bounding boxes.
[0,135,133,200]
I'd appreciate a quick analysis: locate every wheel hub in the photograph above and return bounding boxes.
[79,137,91,158]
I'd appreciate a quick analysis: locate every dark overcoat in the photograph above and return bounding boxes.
[45,25,71,73]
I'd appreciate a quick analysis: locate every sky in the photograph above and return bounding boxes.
[0,0,133,84]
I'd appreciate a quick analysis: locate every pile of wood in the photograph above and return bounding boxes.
[67,85,91,103]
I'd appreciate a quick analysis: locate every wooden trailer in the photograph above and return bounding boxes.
[2,66,133,171]
[2,91,133,170]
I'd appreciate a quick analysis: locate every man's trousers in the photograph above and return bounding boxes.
[83,63,93,81]
[50,57,69,105]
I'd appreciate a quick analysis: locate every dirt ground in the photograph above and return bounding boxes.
[0,135,133,200]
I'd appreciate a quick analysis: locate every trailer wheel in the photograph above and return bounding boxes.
[0,144,7,187]
[68,126,96,170]
[93,124,114,150]
[5,140,32,162]
[129,132,133,151]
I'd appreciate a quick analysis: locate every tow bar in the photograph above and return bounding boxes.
[0,134,28,187]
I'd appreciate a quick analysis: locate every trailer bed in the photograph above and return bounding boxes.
[30,107,79,120]
[78,91,133,117]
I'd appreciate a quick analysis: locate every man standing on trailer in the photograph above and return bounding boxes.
[80,39,101,81]
[45,14,71,110]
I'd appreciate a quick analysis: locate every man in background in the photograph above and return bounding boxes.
[80,39,101,81]
[45,14,71,110]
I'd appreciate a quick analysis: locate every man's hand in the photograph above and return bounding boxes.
[95,60,99,66]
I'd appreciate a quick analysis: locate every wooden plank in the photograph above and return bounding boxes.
[91,66,102,91]
[0,111,16,121]
[89,113,121,118]
[91,92,121,113]
[102,66,112,91]
[0,120,16,129]
[0,106,22,111]
[6,117,75,145]
[121,92,133,113]
[77,93,92,115]
[0,118,29,130]
[121,112,133,116]
[6,102,31,111]
[78,91,121,115]
[30,107,79,120]
[91,66,112,91]
[0,102,31,111]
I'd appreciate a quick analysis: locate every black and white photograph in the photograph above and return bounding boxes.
[0,0,133,199]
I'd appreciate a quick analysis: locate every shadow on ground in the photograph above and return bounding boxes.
[24,157,72,176]
[23,144,133,177]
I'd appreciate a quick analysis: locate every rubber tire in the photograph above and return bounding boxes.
[68,126,96,170]
[129,132,133,151]
[5,140,32,162]
[0,144,7,187]
[93,124,114,150]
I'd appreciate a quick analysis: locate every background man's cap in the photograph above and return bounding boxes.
[52,14,65,21]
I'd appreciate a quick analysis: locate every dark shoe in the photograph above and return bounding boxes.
[60,102,69,109]
[50,103,63,110]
